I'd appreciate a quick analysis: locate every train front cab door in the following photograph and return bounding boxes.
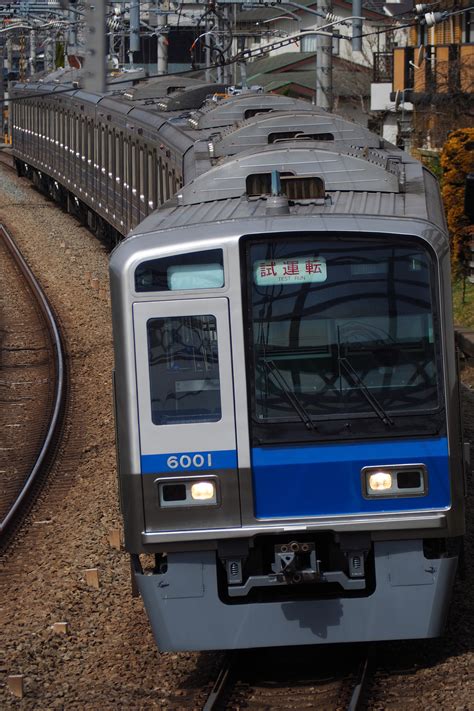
[133,298,241,532]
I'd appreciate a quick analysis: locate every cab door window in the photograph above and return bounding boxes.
[147,315,221,425]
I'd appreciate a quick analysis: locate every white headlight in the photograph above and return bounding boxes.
[368,471,393,492]
[191,481,215,501]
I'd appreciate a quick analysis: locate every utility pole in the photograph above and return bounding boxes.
[205,16,211,82]
[156,4,168,75]
[352,0,362,52]
[316,0,332,110]
[223,5,232,84]
[238,36,247,88]
[129,0,140,67]
[68,4,78,62]
[45,36,55,71]
[216,18,223,83]
[29,29,36,76]
[82,1,106,93]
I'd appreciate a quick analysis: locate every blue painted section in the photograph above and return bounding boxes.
[141,449,237,474]
[251,438,451,518]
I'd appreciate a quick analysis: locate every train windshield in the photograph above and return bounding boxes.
[244,235,443,442]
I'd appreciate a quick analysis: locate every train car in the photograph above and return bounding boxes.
[109,91,467,651]
[10,77,314,242]
[9,75,467,651]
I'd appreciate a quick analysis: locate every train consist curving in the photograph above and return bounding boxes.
[11,76,467,651]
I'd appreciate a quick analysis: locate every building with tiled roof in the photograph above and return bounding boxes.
[245,52,371,124]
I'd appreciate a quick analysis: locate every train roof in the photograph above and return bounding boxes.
[208,111,384,157]
[130,142,446,240]
[10,78,447,247]
[121,75,203,101]
[130,173,445,245]
[177,144,406,205]
[187,93,316,129]
[154,84,232,111]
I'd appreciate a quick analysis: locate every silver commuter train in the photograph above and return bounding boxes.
[11,79,467,651]
[109,91,467,652]
[10,77,315,239]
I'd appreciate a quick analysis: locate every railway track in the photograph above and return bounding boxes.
[0,146,14,172]
[0,157,472,707]
[201,644,372,710]
[0,223,65,550]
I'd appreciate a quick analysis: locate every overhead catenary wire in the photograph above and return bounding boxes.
[4,4,473,104]
[350,4,473,41]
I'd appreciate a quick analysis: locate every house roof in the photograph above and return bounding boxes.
[246,52,320,76]
[248,69,370,99]
[246,52,371,97]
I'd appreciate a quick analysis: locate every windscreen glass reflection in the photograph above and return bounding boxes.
[247,239,439,424]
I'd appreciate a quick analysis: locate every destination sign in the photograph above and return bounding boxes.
[254,256,327,286]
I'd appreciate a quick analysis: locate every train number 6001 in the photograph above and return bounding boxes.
[166,453,213,469]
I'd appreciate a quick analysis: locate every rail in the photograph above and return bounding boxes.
[202,645,372,710]
[0,224,65,536]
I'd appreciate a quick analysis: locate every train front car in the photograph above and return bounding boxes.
[110,125,465,652]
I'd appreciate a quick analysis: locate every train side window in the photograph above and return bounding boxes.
[69,112,72,151]
[135,250,224,292]
[84,120,88,161]
[132,144,137,193]
[94,126,99,167]
[115,133,121,178]
[124,139,129,187]
[75,114,79,155]
[158,157,165,203]
[81,118,86,160]
[147,151,154,209]
[139,146,145,202]
[172,169,180,194]
[88,121,93,163]
[101,125,106,171]
[108,130,113,177]
[147,315,222,425]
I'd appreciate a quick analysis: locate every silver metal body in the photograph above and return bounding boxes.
[10,80,466,651]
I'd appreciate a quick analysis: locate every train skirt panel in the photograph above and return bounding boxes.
[133,541,458,651]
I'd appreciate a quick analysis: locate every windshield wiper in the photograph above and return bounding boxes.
[263,359,317,431]
[338,356,395,427]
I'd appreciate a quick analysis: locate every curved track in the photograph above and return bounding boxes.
[0,147,14,172]
[0,223,65,545]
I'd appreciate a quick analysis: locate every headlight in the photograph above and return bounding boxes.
[191,481,215,501]
[362,465,427,498]
[158,477,219,507]
[368,471,393,492]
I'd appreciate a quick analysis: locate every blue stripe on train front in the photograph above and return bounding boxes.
[251,437,450,518]
[141,449,237,474]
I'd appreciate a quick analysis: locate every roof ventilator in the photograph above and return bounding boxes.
[247,172,325,205]
[268,132,334,144]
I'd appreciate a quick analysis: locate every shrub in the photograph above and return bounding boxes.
[440,128,474,274]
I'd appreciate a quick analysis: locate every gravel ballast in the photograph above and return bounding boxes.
[0,166,220,709]
[0,164,472,709]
